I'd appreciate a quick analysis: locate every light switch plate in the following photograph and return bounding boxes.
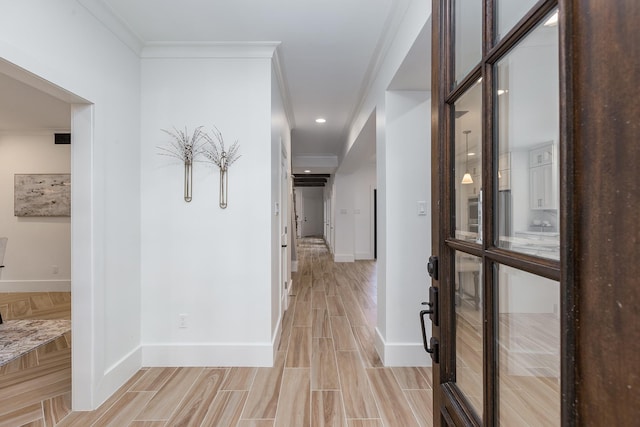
[417,201,427,216]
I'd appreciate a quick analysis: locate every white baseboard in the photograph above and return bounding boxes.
[88,345,142,411]
[334,254,355,263]
[0,280,71,292]
[374,327,431,367]
[355,252,373,260]
[291,260,298,272]
[142,343,275,367]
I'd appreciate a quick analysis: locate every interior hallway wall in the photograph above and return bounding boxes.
[0,133,70,289]
[140,48,277,366]
[337,0,432,366]
[378,90,431,365]
[0,1,142,409]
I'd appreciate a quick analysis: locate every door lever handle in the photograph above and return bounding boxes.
[420,309,439,363]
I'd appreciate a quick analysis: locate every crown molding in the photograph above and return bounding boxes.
[340,0,413,148]
[141,42,280,59]
[272,47,296,129]
[77,0,145,55]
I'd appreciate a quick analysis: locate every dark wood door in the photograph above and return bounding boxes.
[429,0,640,425]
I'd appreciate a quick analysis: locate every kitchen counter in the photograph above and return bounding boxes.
[0,319,71,366]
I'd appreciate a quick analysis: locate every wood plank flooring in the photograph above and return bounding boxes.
[0,292,72,427]
[2,239,434,426]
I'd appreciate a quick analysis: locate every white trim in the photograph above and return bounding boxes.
[272,48,296,129]
[291,260,298,272]
[0,280,71,292]
[374,327,431,367]
[142,343,275,367]
[334,254,355,263]
[375,327,386,364]
[95,345,142,407]
[355,252,373,260]
[141,42,280,59]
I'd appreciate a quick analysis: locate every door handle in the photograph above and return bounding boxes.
[420,309,439,363]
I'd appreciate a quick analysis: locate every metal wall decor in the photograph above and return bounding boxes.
[203,127,241,209]
[158,126,206,202]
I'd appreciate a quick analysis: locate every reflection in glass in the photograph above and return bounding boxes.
[455,251,483,416]
[454,80,482,243]
[454,0,482,85]
[495,9,559,260]
[497,265,560,426]
[496,0,540,40]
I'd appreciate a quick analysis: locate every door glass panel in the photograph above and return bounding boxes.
[455,251,483,415]
[454,79,482,242]
[497,265,560,426]
[496,0,544,40]
[454,0,482,86]
[495,9,559,260]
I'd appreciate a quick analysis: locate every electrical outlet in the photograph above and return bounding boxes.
[179,314,188,328]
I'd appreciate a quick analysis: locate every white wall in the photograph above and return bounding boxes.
[332,174,356,262]
[379,90,431,365]
[140,47,277,367]
[338,0,432,366]
[0,133,71,289]
[332,163,377,262]
[271,61,292,337]
[0,0,142,409]
[353,162,376,260]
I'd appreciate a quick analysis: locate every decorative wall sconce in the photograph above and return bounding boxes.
[203,127,241,209]
[158,126,206,202]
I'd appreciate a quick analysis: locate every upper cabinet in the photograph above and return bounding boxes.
[529,142,557,210]
[498,152,511,191]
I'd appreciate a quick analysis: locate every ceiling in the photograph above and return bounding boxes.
[0,72,71,131]
[0,0,431,172]
[100,0,412,160]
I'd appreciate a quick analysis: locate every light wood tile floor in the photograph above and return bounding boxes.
[9,238,433,427]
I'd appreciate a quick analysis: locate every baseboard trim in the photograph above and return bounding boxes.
[355,252,373,260]
[291,260,298,272]
[92,345,143,410]
[374,327,431,367]
[142,343,275,367]
[334,254,355,263]
[0,280,71,292]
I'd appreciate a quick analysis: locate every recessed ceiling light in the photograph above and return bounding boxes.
[468,152,476,156]
[304,170,311,173]
[315,118,326,124]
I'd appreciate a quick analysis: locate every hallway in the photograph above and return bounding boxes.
[34,238,434,426]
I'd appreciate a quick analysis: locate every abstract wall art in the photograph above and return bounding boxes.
[14,174,71,217]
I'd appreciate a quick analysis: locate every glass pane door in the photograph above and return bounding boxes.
[431,1,563,426]
[495,10,560,260]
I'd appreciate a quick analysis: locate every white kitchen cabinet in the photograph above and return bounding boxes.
[529,142,557,210]
[498,152,511,190]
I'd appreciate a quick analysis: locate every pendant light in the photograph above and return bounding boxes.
[461,130,474,184]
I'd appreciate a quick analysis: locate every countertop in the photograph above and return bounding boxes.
[0,319,71,366]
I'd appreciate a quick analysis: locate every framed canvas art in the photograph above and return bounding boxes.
[14,174,71,217]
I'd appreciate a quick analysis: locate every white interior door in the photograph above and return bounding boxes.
[302,189,324,237]
[280,154,289,311]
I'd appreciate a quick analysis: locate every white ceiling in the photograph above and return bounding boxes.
[0,72,70,131]
[0,0,431,167]
[100,0,411,158]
